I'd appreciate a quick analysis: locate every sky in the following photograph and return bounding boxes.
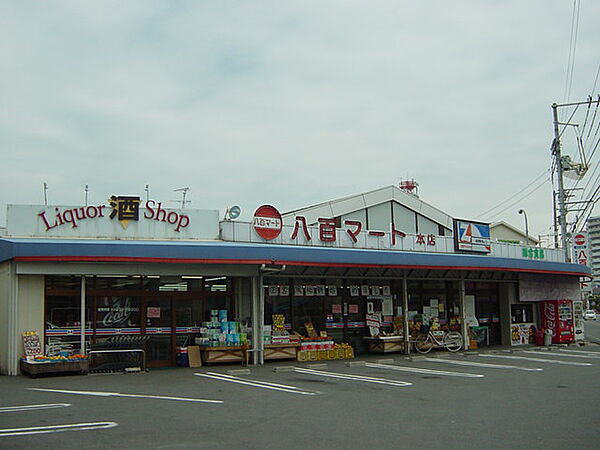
[1,1,599,242]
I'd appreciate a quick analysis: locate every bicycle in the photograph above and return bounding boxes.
[414,327,463,353]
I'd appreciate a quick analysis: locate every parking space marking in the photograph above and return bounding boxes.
[0,403,71,413]
[522,350,600,359]
[479,354,592,366]
[424,358,543,372]
[0,422,118,437]
[28,388,223,404]
[557,349,600,355]
[195,372,321,396]
[293,367,412,387]
[365,362,484,378]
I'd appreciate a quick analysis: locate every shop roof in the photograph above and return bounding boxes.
[282,185,454,229]
[0,237,590,278]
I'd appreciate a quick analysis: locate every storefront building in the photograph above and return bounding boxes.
[0,186,590,375]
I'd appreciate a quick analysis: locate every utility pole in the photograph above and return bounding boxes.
[552,103,570,261]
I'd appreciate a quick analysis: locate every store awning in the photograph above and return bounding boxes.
[0,237,591,277]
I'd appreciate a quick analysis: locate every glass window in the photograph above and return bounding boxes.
[95,296,141,328]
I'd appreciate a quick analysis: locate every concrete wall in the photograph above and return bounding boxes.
[17,275,45,357]
[0,262,11,375]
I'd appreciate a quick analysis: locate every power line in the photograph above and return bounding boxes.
[474,169,550,219]
[485,176,551,222]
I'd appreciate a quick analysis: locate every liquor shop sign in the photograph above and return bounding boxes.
[6,197,219,240]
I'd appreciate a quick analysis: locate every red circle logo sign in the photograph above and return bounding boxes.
[574,234,586,246]
[253,205,283,240]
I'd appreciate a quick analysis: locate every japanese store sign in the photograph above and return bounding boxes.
[250,205,445,249]
[453,219,491,253]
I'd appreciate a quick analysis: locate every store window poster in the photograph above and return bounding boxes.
[370,286,380,296]
[360,285,370,296]
[382,286,391,296]
[305,285,315,297]
[349,304,359,314]
[327,285,338,296]
[268,286,280,296]
[279,285,290,296]
[350,286,359,297]
[294,285,304,297]
[382,297,393,316]
[332,304,342,314]
[315,285,326,296]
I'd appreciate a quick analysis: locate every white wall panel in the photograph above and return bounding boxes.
[367,203,392,231]
[392,202,417,234]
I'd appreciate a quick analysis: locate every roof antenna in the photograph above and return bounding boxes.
[173,187,191,209]
[43,182,48,205]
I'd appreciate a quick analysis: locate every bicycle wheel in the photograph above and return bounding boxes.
[414,334,433,354]
[443,331,463,352]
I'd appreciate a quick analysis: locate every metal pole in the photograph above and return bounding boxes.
[402,274,410,354]
[552,103,570,261]
[518,209,529,246]
[80,275,86,354]
[459,280,469,350]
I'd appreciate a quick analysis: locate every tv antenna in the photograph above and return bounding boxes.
[43,182,48,205]
[145,184,150,202]
[173,187,191,209]
[84,184,89,206]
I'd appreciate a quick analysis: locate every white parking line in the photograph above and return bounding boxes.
[365,362,484,378]
[28,388,223,404]
[0,422,118,437]
[479,354,592,366]
[557,349,600,355]
[0,403,71,413]
[424,358,543,372]
[522,350,600,359]
[294,367,412,387]
[195,372,321,396]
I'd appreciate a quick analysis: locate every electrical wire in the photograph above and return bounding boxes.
[473,169,550,220]
[484,176,552,222]
[562,0,580,112]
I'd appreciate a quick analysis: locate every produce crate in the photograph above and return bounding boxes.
[317,350,327,361]
[297,350,309,362]
[335,348,345,359]
[308,350,318,361]
[344,347,355,359]
[327,349,336,360]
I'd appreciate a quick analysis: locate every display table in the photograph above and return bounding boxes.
[364,336,407,354]
[20,359,89,378]
[264,343,300,360]
[199,346,248,365]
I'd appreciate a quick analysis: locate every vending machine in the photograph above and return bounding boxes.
[572,300,585,342]
[539,300,575,344]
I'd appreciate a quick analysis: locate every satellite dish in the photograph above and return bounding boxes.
[225,205,241,220]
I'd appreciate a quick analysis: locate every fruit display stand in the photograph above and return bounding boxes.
[20,357,89,378]
[264,343,301,360]
[199,345,249,365]
[363,335,406,354]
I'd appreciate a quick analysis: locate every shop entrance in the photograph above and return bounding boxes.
[144,297,174,367]
[324,296,368,353]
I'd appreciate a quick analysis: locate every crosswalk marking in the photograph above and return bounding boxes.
[424,358,543,372]
[365,362,484,378]
[195,372,320,395]
[294,367,412,387]
[479,354,592,366]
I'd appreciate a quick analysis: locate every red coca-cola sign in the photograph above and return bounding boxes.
[543,302,556,337]
[253,205,283,240]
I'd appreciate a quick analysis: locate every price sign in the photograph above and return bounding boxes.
[22,331,42,357]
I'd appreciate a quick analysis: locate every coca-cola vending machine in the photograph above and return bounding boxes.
[539,300,574,344]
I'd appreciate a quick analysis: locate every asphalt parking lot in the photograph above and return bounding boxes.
[2,344,600,449]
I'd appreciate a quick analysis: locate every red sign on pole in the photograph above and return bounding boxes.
[253,205,283,240]
[574,234,586,246]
